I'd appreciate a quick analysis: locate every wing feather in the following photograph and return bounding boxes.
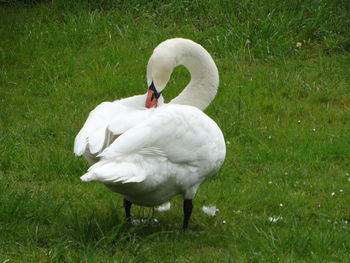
[74,94,152,157]
[98,105,216,163]
[81,160,147,184]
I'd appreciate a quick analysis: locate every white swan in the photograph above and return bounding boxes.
[74,38,226,229]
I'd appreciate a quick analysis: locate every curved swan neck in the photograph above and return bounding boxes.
[147,38,219,110]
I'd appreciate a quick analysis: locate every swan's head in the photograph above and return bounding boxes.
[145,49,175,108]
[146,81,162,108]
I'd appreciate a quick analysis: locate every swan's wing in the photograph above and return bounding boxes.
[107,108,153,136]
[74,94,151,156]
[82,105,225,184]
[99,105,221,163]
[74,101,112,156]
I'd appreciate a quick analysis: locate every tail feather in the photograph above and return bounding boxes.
[80,161,146,184]
[81,172,95,182]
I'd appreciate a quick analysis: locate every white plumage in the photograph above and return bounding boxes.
[74,95,160,164]
[74,38,226,229]
[80,104,225,206]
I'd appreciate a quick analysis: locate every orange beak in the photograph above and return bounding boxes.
[145,89,159,108]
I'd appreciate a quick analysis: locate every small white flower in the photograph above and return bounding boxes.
[279,203,283,207]
[284,172,289,176]
[202,205,219,216]
[331,192,336,196]
[345,220,348,224]
[348,178,350,182]
[298,120,301,124]
[346,173,349,176]
[226,141,231,145]
[268,136,272,139]
[233,210,241,214]
[339,189,344,193]
[312,128,316,132]
[268,181,272,185]
[222,220,227,224]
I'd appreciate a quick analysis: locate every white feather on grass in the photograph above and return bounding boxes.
[155,202,171,212]
[131,218,159,225]
[268,216,283,223]
[201,205,219,216]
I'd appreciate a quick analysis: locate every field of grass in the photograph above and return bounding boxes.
[1,0,350,262]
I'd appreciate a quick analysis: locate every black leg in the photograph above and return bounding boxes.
[183,199,193,230]
[124,198,132,222]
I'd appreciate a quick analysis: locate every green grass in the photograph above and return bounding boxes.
[1,0,350,262]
